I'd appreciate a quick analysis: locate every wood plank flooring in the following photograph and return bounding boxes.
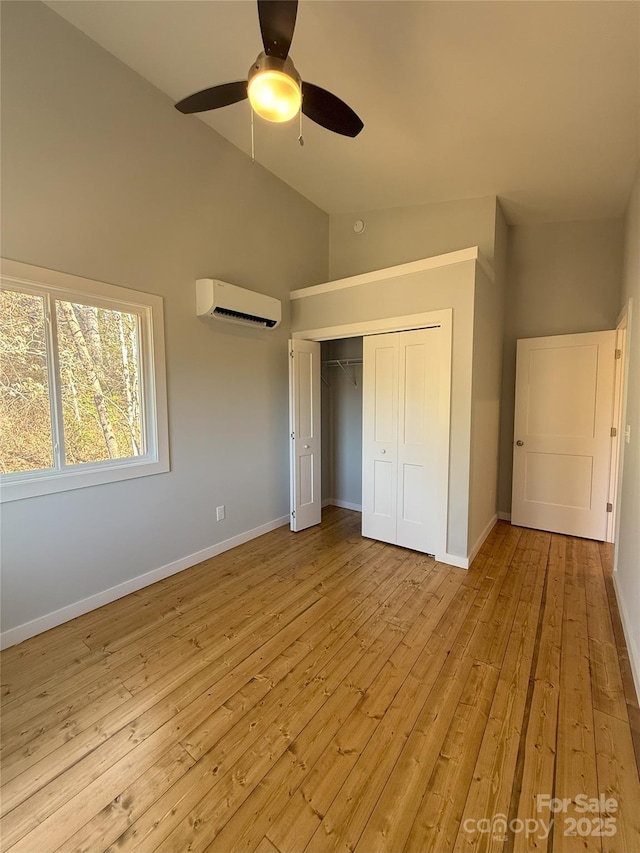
[1,508,639,853]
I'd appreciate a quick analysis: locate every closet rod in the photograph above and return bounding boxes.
[321,358,363,366]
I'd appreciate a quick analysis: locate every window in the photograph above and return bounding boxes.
[0,259,169,501]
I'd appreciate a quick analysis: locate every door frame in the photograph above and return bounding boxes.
[292,309,454,565]
[606,310,627,542]
[612,299,632,555]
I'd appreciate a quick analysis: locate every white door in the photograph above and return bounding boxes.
[362,328,442,554]
[511,331,616,540]
[362,334,399,545]
[288,339,321,532]
[396,331,441,552]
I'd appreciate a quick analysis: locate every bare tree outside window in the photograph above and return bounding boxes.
[0,290,54,473]
[1,289,143,474]
[56,301,142,464]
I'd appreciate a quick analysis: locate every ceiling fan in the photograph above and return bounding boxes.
[175,0,363,138]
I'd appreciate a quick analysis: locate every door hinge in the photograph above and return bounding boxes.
[290,431,295,439]
[291,510,296,518]
[611,427,617,437]
[615,349,622,359]
[290,350,294,358]
[606,502,613,513]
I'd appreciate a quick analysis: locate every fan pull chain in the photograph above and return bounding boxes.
[250,107,255,163]
[298,109,304,147]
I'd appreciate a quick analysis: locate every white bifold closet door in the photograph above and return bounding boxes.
[362,328,441,554]
[288,338,322,532]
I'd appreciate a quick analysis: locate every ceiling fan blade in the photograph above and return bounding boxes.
[302,82,363,137]
[258,0,298,60]
[175,81,248,114]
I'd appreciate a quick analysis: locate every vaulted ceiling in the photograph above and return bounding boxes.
[47,0,640,223]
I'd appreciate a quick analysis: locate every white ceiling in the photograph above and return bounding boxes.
[47,0,640,223]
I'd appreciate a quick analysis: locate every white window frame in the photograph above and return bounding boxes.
[0,258,169,502]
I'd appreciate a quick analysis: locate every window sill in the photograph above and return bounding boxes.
[0,457,170,503]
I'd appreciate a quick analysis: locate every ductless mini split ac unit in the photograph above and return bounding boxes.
[196,279,282,329]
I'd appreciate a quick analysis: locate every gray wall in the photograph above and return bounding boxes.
[469,266,504,553]
[493,201,509,298]
[498,219,624,514]
[329,196,498,280]
[321,338,363,509]
[468,201,507,550]
[616,163,640,688]
[0,2,328,632]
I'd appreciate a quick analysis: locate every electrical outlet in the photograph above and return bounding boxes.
[216,505,225,522]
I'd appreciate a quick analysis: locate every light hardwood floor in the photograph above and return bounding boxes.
[1,508,639,853]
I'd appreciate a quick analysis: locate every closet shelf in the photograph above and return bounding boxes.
[321,358,363,367]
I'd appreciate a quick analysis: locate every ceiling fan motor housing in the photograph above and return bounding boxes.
[248,52,301,88]
[248,52,302,122]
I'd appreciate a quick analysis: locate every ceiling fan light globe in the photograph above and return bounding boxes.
[248,69,301,123]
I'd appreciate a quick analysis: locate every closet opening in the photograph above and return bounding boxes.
[289,312,452,561]
[320,337,364,515]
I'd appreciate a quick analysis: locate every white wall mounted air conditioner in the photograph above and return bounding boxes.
[196,279,282,329]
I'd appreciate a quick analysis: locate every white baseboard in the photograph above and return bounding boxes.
[498,511,512,521]
[437,552,469,570]
[0,514,289,650]
[612,571,640,701]
[331,499,362,512]
[468,515,498,568]
[322,498,362,512]
[437,515,498,572]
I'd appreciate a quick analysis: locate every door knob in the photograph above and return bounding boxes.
[380,449,386,454]
[304,444,310,449]
[516,440,524,446]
